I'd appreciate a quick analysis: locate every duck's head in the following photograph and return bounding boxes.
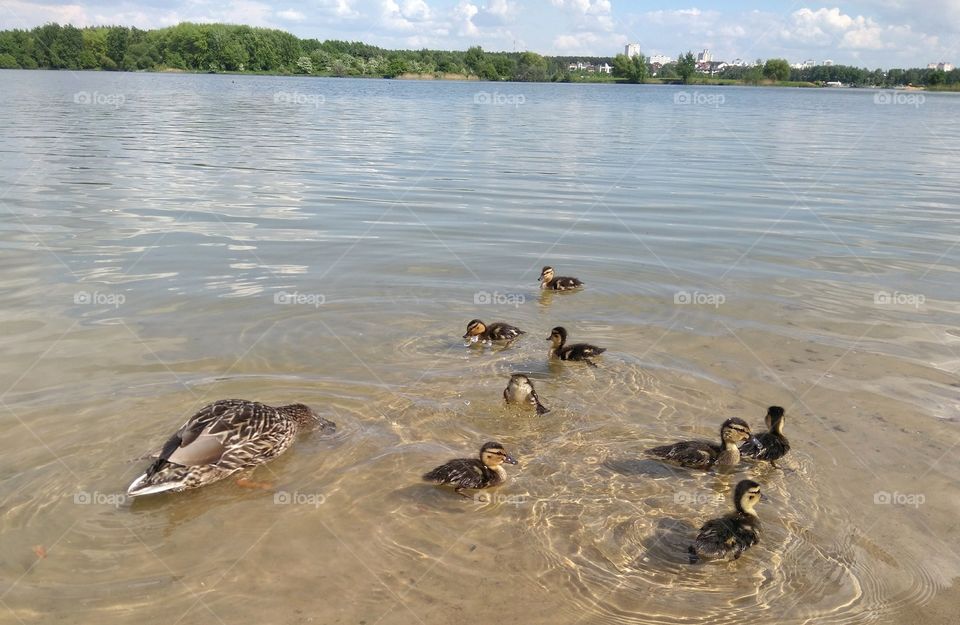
[539,266,555,283]
[766,406,786,434]
[463,319,487,339]
[508,373,533,389]
[546,326,567,347]
[733,479,762,515]
[281,403,336,431]
[720,417,752,445]
[480,441,518,467]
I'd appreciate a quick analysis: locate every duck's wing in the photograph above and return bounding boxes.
[692,516,738,559]
[553,276,583,289]
[422,458,484,487]
[148,399,273,475]
[647,440,715,467]
[488,323,523,340]
[569,343,606,359]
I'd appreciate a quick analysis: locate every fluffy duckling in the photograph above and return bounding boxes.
[688,480,763,563]
[504,374,550,416]
[127,399,335,497]
[422,441,518,497]
[539,266,583,291]
[647,417,755,470]
[547,326,606,365]
[463,319,525,343]
[739,406,790,467]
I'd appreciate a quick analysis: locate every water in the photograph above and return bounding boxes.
[0,70,958,624]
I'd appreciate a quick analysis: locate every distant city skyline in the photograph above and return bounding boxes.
[1,1,957,68]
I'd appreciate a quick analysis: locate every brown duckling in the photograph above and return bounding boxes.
[647,417,754,470]
[739,406,790,467]
[688,479,763,563]
[538,265,583,290]
[422,441,518,497]
[463,319,524,343]
[503,374,550,415]
[547,326,606,366]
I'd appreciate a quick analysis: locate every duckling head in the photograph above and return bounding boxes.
[720,417,752,445]
[733,479,762,515]
[280,403,336,431]
[480,441,518,467]
[539,266,555,285]
[766,406,786,434]
[508,373,533,390]
[463,319,487,339]
[546,326,567,347]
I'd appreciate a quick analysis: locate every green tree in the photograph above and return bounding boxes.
[612,53,648,83]
[677,51,696,83]
[513,51,547,81]
[105,27,128,64]
[762,58,790,81]
[0,52,18,68]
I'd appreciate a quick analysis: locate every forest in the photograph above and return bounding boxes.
[1,22,957,88]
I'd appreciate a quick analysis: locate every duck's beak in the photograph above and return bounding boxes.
[462,332,471,339]
[545,335,552,341]
[504,454,518,465]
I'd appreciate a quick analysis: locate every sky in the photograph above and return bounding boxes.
[2,0,958,68]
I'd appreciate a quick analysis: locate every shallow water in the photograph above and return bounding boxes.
[0,70,958,624]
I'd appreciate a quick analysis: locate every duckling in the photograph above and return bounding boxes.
[422,441,518,497]
[539,265,583,290]
[504,374,550,416]
[739,406,790,467]
[463,319,524,343]
[547,326,606,366]
[127,399,335,497]
[646,417,755,470]
[688,479,763,563]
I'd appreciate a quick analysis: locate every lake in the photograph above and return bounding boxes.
[0,70,958,624]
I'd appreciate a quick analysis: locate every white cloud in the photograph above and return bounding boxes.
[276,8,305,22]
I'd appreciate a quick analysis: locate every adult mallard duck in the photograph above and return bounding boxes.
[463,319,524,343]
[688,479,763,563]
[422,441,518,497]
[647,417,754,470]
[503,373,550,415]
[539,266,583,291]
[739,406,790,467]
[127,399,335,497]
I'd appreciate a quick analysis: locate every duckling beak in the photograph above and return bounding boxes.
[545,335,552,341]
[462,332,471,339]
[504,454,518,465]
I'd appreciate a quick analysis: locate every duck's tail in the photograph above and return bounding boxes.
[535,401,550,416]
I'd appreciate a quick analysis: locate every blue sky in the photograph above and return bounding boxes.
[2,1,958,67]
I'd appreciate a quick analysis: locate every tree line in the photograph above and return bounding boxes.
[0,22,957,88]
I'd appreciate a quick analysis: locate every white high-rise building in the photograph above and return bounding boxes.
[649,54,673,65]
[696,49,712,63]
[625,43,641,58]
